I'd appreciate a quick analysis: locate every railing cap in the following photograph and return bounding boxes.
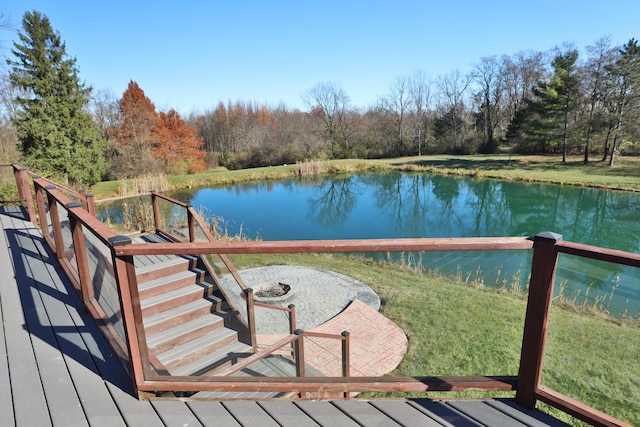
[108,235,133,247]
[65,201,82,209]
[535,231,563,243]
[45,184,56,190]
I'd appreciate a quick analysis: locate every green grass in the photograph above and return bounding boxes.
[227,252,639,426]
[88,154,640,199]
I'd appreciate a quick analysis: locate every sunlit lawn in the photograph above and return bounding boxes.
[229,252,639,426]
[89,154,640,199]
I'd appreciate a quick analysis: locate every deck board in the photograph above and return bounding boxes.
[370,400,445,427]
[186,401,243,426]
[25,219,130,427]
[409,400,485,426]
[293,400,362,427]
[1,212,56,427]
[0,214,17,426]
[257,400,322,427]
[448,400,529,426]
[0,205,574,427]
[331,400,403,426]
[151,400,204,426]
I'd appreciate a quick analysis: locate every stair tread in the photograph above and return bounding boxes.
[140,284,211,309]
[147,314,223,348]
[144,299,213,328]
[157,327,238,364]
[134,254,187,272]
[138,269,200,290]
[172,341,252,376]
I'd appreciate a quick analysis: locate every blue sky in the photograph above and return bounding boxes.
[1,1,639,114]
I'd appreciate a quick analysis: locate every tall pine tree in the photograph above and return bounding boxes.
[516,49,580,160]
[7,10,106,185]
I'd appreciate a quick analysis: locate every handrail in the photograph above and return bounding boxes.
[111,236,535,256]
[7,166,636,427]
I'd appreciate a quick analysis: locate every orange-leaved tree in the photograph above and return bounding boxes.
[109,80,160,178]
[153,109,207,174]
[108,80,206,177]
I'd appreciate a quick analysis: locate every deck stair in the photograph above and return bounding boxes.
[132,234,304,398]
[133,235,253,378]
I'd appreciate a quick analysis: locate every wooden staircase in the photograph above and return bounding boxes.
[132,234,323,398]
[134,239,253,377]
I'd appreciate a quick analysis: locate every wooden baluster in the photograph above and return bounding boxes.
[516,231,562,409]
[244,288,257,351]
[187,204,196,242]
[47,193,66,260]
[342,331,351,398]
[67,202,93,298]
[110,235,152,397]
[150,191,161,232]
[294,329,306,398]
[85,193,96,216]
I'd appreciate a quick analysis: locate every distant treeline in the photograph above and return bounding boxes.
[2,10,639,185]
[184,38,640,169]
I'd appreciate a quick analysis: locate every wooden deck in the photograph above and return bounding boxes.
[0,205,572,426]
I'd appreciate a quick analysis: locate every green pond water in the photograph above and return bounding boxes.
[101,172,640,318]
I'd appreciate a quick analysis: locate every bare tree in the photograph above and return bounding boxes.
[408,70,433,156]
[89,88,120,141]
[580,37,617,163]
[381,74,414,155]
[472,56,505,152]
[436,70,472,152]
[501,50,548,142]
[303,81,352,157]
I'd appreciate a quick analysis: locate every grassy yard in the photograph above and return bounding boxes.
[228,252,640,426]
[88,154,640,199]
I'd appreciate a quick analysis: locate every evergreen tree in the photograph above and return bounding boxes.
[7,10,106,185]
[528,49,580,162]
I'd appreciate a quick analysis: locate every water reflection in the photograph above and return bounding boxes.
[307,176,358,227]
[98,172,640,317]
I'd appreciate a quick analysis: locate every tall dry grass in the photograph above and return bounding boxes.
[295,159,326,177]
[118,173,169,196]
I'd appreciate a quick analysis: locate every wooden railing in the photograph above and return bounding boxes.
[3,163,636,427]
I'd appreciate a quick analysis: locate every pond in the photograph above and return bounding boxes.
[101,172,640,318]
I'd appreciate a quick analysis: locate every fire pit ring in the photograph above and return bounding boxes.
[249,281,296,305]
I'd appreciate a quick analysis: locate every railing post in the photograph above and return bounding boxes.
[110,235,151,397]
[85,193,96,217]
[47,193,66,260]
[288,304,297,334]
[187,204,196,242]
[342,331,351,398]
[67,202,93,298]
[293,329,306,398]
[150,191,161,232]
[516,231,562,409]
[16,167,36,223]
[79,189,87,211]
[12,164,26,204]
[33,180,50,232]
[288,304,297,356]
[244,288,257,351]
